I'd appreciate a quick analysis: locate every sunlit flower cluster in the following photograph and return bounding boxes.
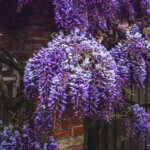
[24,28,123,121]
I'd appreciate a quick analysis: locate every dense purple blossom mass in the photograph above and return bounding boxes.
[0,121,21,150]
[53,0,150,34]
[23,24,150,145]
[16,0,150,147]
[126,104,150,144]
[110,25,150,89]
[0,120,58,150]
[24,28,123,121]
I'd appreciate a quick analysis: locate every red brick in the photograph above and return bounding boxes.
[19,27,33,39]
[1,41,11,49]
[32,28,48,37]
[21,40,33,51]
[21,39,48,52]
[32,39,49,44]
[21,27,48,39]
[61,119,83,129]
[9,41,21,51]
[64,145,84,150]
[73,127,84,136]
[72,145,84,150]
[62,110,73,118]
[53,129,72,138]
[29,16,52,25]
[12,51,32,61]
[32,39,49,50]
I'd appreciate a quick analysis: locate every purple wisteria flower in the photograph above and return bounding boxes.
[53,0,149,34]
[110,25,150,89]
[20,123,58,150]
[127,104,150,144]
[0,122,21,150]
[140,0,150,17]
[24,28,123,121]
[0,120,58,150]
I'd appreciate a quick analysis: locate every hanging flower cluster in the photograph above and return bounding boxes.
[20,123,58,150]
[21,0,150,147]
[127,104,150,144]
[140,0,150,18]
[0,121,21,150]
[110,25,150,89]
[34,108,53,133]
[24,28,123,121]
[0,120,58,150]
[53,0,149,34]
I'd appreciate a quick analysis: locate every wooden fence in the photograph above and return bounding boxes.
[85,85,150,150]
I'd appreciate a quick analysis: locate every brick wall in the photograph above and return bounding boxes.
[0,1,84,149]
[54,109,84,150]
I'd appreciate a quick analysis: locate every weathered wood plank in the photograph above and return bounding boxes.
[139,86,146,150]
[116,119,124,150]
[98,123,105,150]
[146,86,150,107]
[124,137,131,150]
[107,120,115,150]
[131,85,138,150]
[98,124,108,150]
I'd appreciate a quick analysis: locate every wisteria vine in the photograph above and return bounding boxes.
[24,28,123,121]
[14,0,150,147]
[23,22,150,145]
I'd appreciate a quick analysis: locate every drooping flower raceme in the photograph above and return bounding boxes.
[110,42,131,88]
[0,121,21,150]
[140,0,150,18]
[53,0,122,34]
[110,25,150,89]
[127,104,150,144]
[24,28,123,121]
[0,120,58,150]
[34,108,53,133]
[53,0,149,35]
[127,26,150,86]
[24,58,39,100]
[20,123,58,150]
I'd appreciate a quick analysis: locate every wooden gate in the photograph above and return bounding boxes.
[85,85,150,150]
[0,64,21,122]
